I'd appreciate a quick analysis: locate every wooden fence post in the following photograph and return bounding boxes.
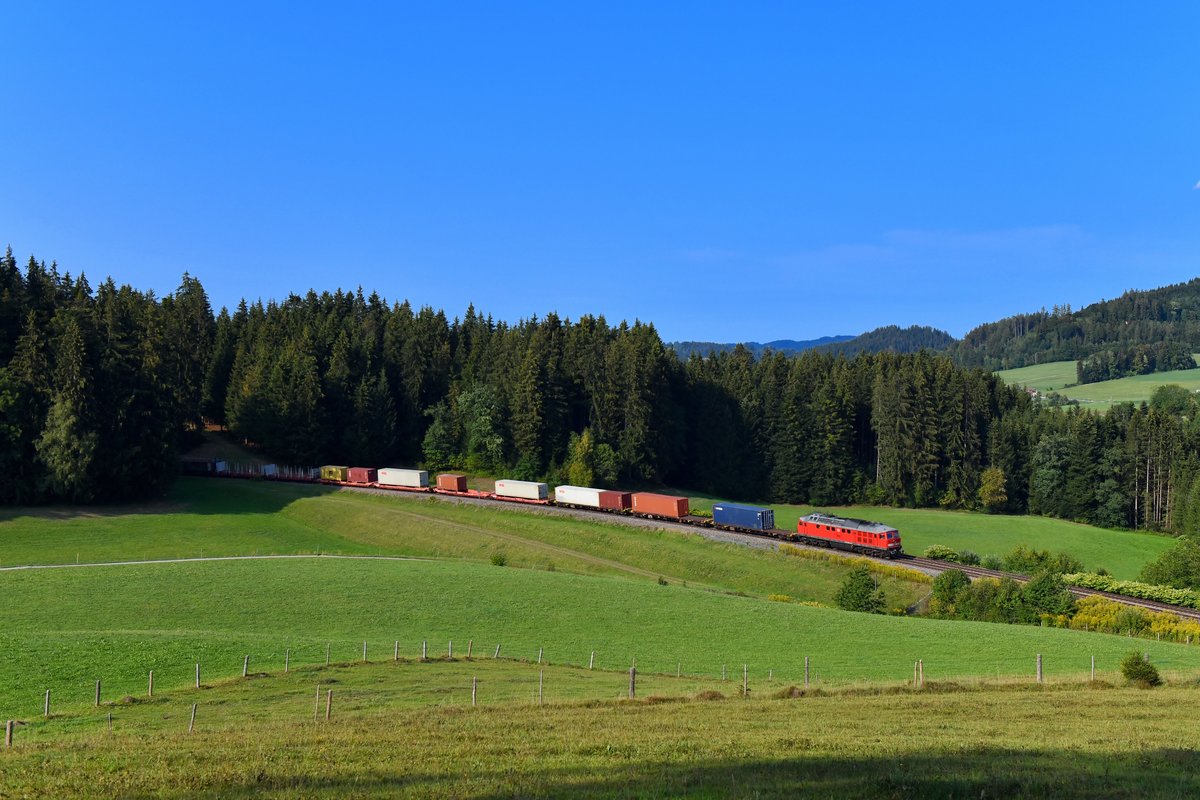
[196,663,201,689]
[722,664,726,681]
[326,643,330,666]
[1091,655,1095,681]
[5,720,12,749]
[148,670,154,697]
[1036,653,1043,683]
[467,639,473,659]
[494,644,501,659]
[394,641,399,661]
[363,641,368,662]
[677,662,681,678]
[44,690,50,717]
[422,640,427,661]
[95,679,101,707]
[538,647,543,664]
[538,670,544,705]
[449,640,453,659]
[629,666,637,699]
[285,649,290,673]
[472,676,477,707]
[188,703,197,733]
[919,659,924,687]
[804,657,809,688]
[325,689,333,721]
[314,684,321,719]
[589,651,595,670]
[743,664,748,698]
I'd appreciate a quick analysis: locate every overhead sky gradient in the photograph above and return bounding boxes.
[3,2,1198,341]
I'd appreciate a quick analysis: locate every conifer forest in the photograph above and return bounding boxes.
[3,249,1200,538]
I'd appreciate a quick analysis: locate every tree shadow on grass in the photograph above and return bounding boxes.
[128,746,1200,799]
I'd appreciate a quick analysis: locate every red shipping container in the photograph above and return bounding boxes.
[631,492,689,518]
[347,467,377,484]
[598,490,633,511]
[437,473,468,492]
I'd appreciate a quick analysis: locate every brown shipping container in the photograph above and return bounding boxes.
[437,473,468,492]
[348,467,377,483]
[598,490,633,511]
[631,492,689,518]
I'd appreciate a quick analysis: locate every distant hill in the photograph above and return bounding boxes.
[812,325,955,356]
[953,277,1200,371]
[670,335,854,358]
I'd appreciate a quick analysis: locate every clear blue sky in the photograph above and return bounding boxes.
[3,2,1198,341]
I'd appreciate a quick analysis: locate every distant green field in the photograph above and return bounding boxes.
[683,495,1170,580]
[993,360,1079,391]
[3,557,1197,719]
[0,478,925,605]
[996,357,1200,412]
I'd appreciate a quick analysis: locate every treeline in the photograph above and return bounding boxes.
[1075,341,1196,384]
[7,250,1200,540]
[811,325,955,357]
[0,249,212,503]
[954,278,1200,370]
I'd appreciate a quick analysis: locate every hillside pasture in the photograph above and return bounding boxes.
[2,557,1199,718]
[996,357,1200,412]
[6,653,1200,797]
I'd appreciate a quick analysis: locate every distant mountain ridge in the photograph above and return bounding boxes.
[670,326,955,359]
[670,336,854,358]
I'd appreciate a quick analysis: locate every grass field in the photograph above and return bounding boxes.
[5,656,1200,797]
[3,556,1199,719]
[682,494,1170,579]
[996,357,1200,412]
[0,478,925,605]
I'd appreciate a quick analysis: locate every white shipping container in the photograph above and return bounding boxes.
[554,485,602,508]
[494,479,549,501]
[378,468,430,488]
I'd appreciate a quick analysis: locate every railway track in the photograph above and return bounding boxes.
[206,473,1200,624]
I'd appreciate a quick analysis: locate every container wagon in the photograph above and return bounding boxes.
[631,492,689,519]
[347,467,377,484]
[320,465,350,482]
[795,512,902,557]
[437,473,468,492]
[379,468,429,488]
[494,479,549,501]
[712,502,775,532]
[554,486,633,511]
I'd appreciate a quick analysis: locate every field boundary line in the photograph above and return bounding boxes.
[0,554,435,572]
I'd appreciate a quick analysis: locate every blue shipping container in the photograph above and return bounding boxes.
[712,502,776,532]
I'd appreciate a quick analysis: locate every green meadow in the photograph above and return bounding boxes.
[3,557,1199,718]
[996,357,1200,412]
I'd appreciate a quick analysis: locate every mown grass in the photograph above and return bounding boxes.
[682,494,1170,579]
[996,357,1200,412]
[6,656,1200,798]
[3,557,1199,719]
[0,478,926,604]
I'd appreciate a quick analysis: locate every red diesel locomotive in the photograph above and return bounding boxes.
[794,513,902,557]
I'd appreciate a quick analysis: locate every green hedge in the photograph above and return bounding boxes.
[1063,573,1200,610]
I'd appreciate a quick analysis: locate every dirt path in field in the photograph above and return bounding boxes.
[319,493,707,586]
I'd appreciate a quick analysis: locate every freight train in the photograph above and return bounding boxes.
[182,459,904,557]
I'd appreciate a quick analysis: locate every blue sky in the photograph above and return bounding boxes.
[3,2,1198,341]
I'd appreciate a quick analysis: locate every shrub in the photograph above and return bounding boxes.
[767,594,792,603]
[1062,573,1200,610]
[1003,545,1082,575]
[490,552,508,567]
[923,545,960,561]
[1120,651,1162,687]
[981,554,1004,571]
[835,566,885,614]
[957,550,982,566]
[931,569,971,608]
[1021,572,1075,616]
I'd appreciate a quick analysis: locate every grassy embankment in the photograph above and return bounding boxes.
[4,654,1200,798]
[682,494,1170,580]
[3,557,1200,719]
[0,478,923,603]
[996,356,1200,412]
